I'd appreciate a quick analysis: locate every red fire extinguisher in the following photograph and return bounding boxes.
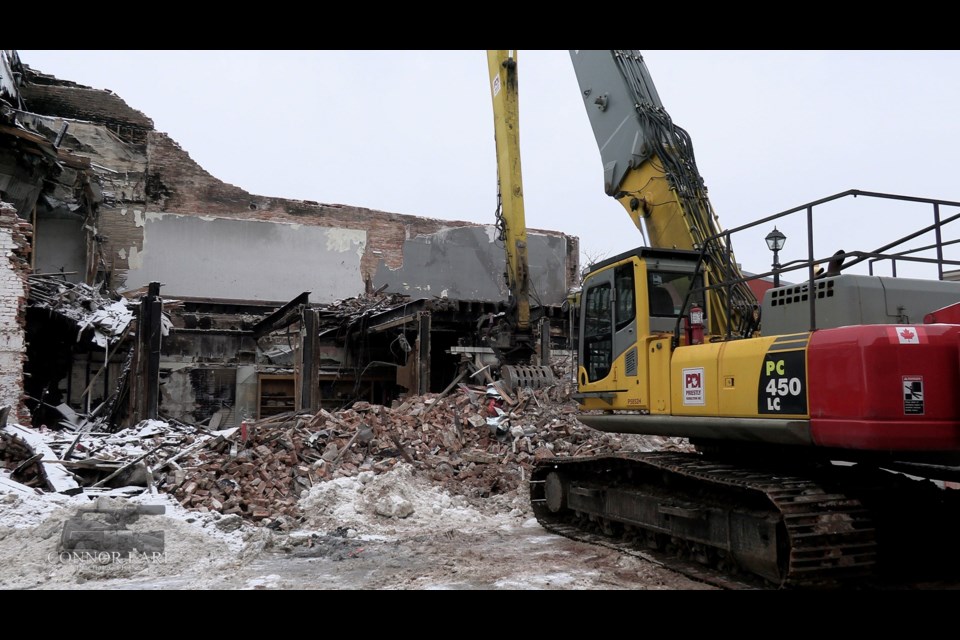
[686,304,704,345]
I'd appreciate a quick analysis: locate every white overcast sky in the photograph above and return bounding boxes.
[17,50,960,280]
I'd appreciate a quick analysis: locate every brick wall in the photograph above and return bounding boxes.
[141,132,575,290]
[18,71,578,298]
[19,78,153,144]
[0,202,33,424]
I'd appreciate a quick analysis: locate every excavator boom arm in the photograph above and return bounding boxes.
[570,50,757,337]
[487,50,531,331]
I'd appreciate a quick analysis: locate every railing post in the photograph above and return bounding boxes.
[807,206,816,332]
[725,231,732,340]
[934,203,944,280]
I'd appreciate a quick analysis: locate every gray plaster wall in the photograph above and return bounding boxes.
[373,225,570,305]
[35,217,86,282]
[121,213,366,302]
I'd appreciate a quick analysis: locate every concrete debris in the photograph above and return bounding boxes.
[80,300,135,348]
[27,275,137,348]
[2,378,692,532]
[327,290,410,319]
[314,290,414,337]
[1,421,81,494]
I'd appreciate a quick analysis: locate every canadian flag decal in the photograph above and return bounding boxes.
[888,326,924,344]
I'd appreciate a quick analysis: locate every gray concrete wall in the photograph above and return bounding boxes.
[121,213,366,302]
[34,217,86,282]
[373,225,571,305]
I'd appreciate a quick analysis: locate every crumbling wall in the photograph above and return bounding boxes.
[95,130,578,303]
[0,202,32,424]
[19,67,153,144]
[121,213,367,303]
[16,62,580,304]
[159,367,236,426]
[372,226,573,305]
[138,132,486,298]
[1,51,21,106]
[33,216,85,281]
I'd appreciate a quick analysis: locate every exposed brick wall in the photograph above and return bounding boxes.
[0,202,32,424]
[97,204,146,290]
[19,79,153,139]
[17,69,578,297]
[142,132,573,289]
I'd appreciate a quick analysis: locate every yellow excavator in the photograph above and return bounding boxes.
[528,50,960,588]
[484,50,554,390]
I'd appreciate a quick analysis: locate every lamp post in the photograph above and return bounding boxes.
[765,227,787,288]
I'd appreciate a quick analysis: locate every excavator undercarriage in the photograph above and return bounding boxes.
[531,451,960,588]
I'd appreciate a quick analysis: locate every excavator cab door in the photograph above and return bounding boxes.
[577,260,644,408]
[580,267,616,385]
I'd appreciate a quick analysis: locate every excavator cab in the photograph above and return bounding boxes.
[574,247,704,412]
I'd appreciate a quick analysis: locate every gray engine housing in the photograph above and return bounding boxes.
[761,274,960,335]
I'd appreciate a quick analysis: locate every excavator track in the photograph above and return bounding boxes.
[530,452,879,589]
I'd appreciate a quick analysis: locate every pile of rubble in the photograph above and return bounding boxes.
[161,379,689,528]
[0,413,222,496]
[27,275,138,349]
[1,379,692,530]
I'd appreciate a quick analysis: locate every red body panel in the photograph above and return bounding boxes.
[807,325,960,451]
[924,301,960,325]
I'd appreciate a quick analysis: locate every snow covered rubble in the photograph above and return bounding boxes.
[1,380,693,587]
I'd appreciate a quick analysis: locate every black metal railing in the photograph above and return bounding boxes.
[673,190,960,343]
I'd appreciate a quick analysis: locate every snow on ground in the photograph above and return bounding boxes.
[298,463,528,538]
[0,480,261,589]
[1,463,506,590]
[0,480,88,529]
[1,462,718,590]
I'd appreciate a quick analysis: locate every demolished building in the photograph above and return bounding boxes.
[0,50,579,432]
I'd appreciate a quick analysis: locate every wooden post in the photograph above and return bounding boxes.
[417,311,431,395]
[300,308,320,412]
[145,282,162,420]
[540,318,551,365]
[133,282,162,422]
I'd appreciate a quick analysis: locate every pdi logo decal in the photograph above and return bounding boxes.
[682,367,705,406]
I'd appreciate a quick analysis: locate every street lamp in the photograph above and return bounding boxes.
[765,227,787,287]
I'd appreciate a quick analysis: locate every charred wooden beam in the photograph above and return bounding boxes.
[250,291,310,339]
[417,311,431,395]
[300,308,320,413]
[132,281,163,423]
[145,282,162,421]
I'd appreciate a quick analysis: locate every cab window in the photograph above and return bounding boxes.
[583,282,612,381]
[615,264,635,330]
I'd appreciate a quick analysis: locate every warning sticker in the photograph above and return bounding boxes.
[903,376,924,415]
[493,73,501,97]
[682,367,705,406]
